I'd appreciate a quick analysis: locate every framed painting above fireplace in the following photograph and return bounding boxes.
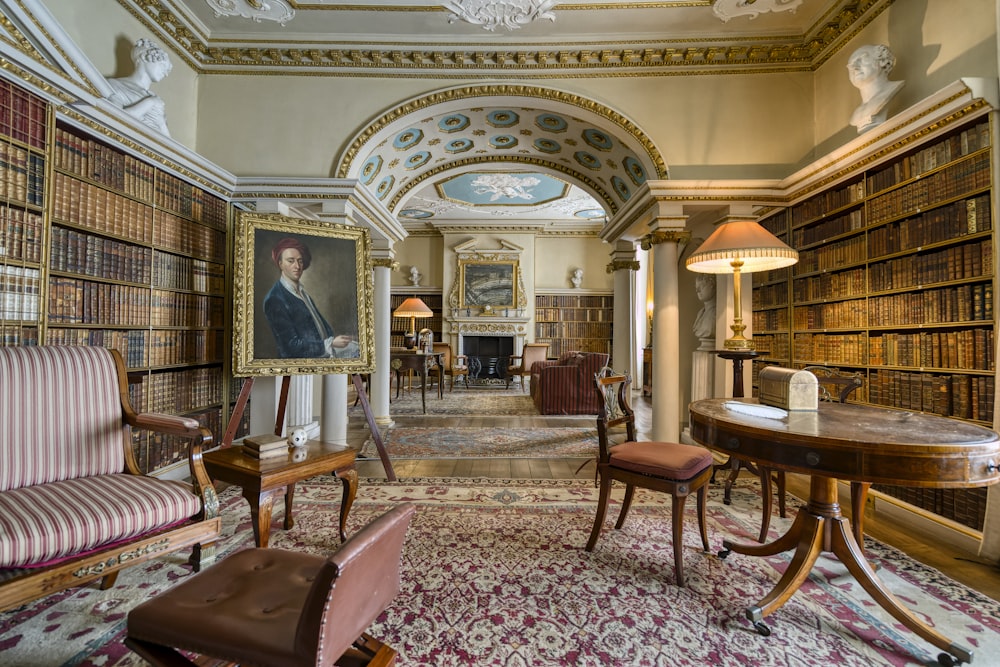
[458,258,518,309]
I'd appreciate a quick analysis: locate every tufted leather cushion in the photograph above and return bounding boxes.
[0,474,202,568]
[609,441,713,480]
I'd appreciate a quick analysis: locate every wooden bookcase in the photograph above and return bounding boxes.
[751,114,995,531]
[390,291,442,349]
[534,293,613,358]
[0,76,240,473]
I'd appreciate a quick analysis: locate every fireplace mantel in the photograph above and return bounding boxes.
[447,315,529,356]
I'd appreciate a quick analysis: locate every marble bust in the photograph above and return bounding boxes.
[409,266,422,286]
[105,38,173,137]
[847,44,904,134]
[692,274,717,350]
[570,268,583,288]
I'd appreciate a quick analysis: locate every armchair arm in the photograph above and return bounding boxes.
[130,412,203,437]
[454,354,468,368]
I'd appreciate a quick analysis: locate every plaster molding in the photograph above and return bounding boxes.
[444,0,558,32]
[713,0,803,23]
[205,0,294,26]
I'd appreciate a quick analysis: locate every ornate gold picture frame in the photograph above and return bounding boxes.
[459,258,518,309]
[233,211,374,376]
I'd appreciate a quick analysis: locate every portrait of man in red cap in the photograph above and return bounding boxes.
[262,236,359,359]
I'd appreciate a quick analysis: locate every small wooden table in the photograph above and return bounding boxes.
[203,440,358,548]
[689,398,1000,667]
[391,350,443,413]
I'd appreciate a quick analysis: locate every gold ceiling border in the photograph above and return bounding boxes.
[118,0,887,76]
[338,83,667,180]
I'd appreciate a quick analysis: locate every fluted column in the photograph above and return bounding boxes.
[641,226,690,442]
[284,375,319,438]
[321,374,347,444]
[371,254,397,427]
[606,242,641,381]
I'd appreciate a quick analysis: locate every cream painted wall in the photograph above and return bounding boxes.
[392,236,444,288]
[45,0,200,148]
[194,73,816,181]
[534,237,614,291]
[812,0,998,156]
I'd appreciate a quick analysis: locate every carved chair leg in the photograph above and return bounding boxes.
[614,484,636,529]
[671,492,689,587]
[696,483,709,552]
[586,471,613,551]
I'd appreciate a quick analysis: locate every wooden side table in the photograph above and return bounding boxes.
[203,440,358,548]
[690,398,1000,666]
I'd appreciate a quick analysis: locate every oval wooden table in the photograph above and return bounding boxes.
[689,398,1000,667]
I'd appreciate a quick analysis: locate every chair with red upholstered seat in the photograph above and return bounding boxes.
[585,372,713,587]
[125,503,416,667]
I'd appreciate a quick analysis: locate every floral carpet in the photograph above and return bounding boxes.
[361,426,598,459]
[3,478,999,666]
[353,384,539,416]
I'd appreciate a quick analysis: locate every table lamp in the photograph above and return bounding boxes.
[393,297,433,349]
[685,220,798,350]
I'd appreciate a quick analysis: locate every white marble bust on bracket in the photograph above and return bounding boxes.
[847,44,904,134]
[105,38,173,137]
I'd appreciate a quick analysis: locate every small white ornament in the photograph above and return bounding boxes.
[289,428,309,447]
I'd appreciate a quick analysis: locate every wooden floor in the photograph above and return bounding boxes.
[349,390,1000,602]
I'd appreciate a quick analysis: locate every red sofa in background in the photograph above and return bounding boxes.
[530,351,610,415]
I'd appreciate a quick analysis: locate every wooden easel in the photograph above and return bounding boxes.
[220,374,396,481]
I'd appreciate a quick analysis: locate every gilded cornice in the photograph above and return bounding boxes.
[119,0,889,77]
[606,259,641,273]
[371,257,398,269]
[59,106,231,198]
[640,229,690,249]
[782,97,991,206]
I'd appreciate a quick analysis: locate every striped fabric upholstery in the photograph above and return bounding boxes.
[0,474,202,568]
[0,346,125,493]
[532,352,610,415]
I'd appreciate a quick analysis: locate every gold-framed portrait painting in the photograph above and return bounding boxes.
[232,211,375,376]
[459,259,518,309]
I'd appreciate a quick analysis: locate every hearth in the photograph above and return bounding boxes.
[463,335,513,383]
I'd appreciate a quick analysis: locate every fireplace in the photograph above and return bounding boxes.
[462,335,514,381]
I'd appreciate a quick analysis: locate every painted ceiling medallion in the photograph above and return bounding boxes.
[444,0,558,32]
[712,0,803,23]
[205,0,294,25]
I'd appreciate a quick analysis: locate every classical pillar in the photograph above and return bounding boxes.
[321,374,348,444]
[371,254,397,427]
[284,375,319,438]
[642,226,690,442]
[606,242,641,381]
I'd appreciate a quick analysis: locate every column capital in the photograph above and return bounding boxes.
[371,258,399,270]
[640,229,691,250]
[606,259,641,274]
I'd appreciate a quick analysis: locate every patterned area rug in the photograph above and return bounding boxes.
[3,478,1000,666]
[352,384,538,416]
[361,427,598,458]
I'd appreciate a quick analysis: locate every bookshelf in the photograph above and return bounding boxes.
[534,293,613,358]
[0,74,239,474]
[390,291,442,349]
[751,114,994,531]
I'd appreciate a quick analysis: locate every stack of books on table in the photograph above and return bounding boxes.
[242,434,288,460]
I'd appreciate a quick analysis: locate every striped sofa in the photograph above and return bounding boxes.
[0,345,221,612]
[530,351,610,415]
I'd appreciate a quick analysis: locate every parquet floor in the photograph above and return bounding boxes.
[348,388,1000,602]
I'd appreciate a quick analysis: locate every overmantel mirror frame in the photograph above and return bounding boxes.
[448,240,529,314]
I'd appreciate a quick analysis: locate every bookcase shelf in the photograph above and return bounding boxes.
[390,291,443,349]
[751,114,995,531]
[534,293,613,358]
[0,74,239,474]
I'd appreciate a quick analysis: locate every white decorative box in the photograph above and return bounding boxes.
[758,367,818,411]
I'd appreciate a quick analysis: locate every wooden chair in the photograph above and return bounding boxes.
[506,342,549,391]
[759,367,865,543]
[125,503,416,667]
[585,372,713,587]
[428,342,468,392]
